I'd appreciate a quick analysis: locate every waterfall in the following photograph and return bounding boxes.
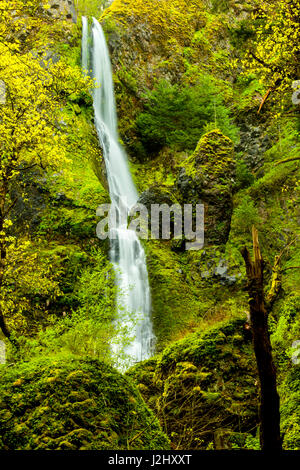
[81,16,89,73]
[82,17,156,369]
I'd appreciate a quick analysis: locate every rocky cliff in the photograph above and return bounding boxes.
[47,0,77,22]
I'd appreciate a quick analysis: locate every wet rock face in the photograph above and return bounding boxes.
[178,130,235,246]
[105,18,184,88]
[235,122,271,172]
[46,0,76,23]
[200,258,241,286]
[10,169,49,233]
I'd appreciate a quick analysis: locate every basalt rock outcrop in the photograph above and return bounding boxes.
[177,130,235,246]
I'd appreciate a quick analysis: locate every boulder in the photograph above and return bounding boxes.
[177,130,235,246]
[127,318,259,450]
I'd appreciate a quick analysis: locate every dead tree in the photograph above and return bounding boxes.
[241,226,281,451]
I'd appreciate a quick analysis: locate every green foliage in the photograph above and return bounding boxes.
[157,318,249,372]
[75,0,110,16]
[280,368,300,450]
[128,318,258,449]
[228,19,256,49]
[234,158,255,190]
[102,0,206,47]
[12,252,111,358]
[0,238,62,337]
[249,161,298,205]
[261,118,300,165]
[244,434,260,450]
[10,250,144,369]
[271,295,300,370]
[233,75,265,113]
[0,0,94,342]
[135,77,238,153]
[187,129,235,178]
[210,0,231,13]
[0,0,299,452]
[0,356,170,450]
[231,195,259,239]
[131,152,178,193]
[243,0,300,105]
[146,241,200,347]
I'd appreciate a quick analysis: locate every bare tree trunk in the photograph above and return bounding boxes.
[241,226,281,451]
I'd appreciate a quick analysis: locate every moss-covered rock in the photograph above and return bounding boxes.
[178,130,235,245]
[127,318,259,450]
[0,356,170,450]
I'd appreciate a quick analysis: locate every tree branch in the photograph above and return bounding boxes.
[275,157,300,166]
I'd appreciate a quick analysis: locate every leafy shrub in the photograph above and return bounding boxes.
[231,195,259,237]
[136,77,238,153]
[228,19,256,49]
[211,0,231,13]
[234,159,255,190]
[271,295,300,370]
[75,0,110,16]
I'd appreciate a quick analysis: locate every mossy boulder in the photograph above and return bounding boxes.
[127,318,259,449]
[0,356,170,450]
[191,130,235,177]
[178,130,235,245]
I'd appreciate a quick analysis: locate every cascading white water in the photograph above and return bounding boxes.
[82,17,156,369]
[81,16,89,73]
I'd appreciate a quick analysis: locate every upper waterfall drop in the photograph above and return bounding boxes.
[83,17,156,369]
[81,16,89,74]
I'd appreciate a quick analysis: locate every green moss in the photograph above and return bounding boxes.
[0,356,170,450]
[128,318,258,449]
[250,162,298,199]
[183,129,235,180]
[157,318,248,372]
[146,235,248,349]
[146,240,206,348]
[135,80,237,154]
[1,0,299,453]
[281,368,300,450]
